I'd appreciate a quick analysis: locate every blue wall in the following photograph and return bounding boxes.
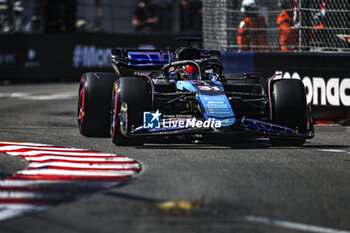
[221,52,255,74]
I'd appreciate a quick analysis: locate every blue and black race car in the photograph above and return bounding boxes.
[78,38,314,146]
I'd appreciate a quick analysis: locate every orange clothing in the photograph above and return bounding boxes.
[277,10,299,51]
[237,16,269,51]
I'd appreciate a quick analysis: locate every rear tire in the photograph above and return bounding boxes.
[269,79,307,146]
[111,77,151,146]
[78,72,117,137]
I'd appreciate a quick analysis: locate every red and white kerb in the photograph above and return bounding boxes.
[0,141,141,221]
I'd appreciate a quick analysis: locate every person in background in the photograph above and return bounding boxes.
[20,0,34,32]
[44,0,65,33]
[277,0,299,51]
[132,0,159,31]
[237,0,269,51]
[44,0,76,34]
[310,2,326,48]
[64,0,77,33]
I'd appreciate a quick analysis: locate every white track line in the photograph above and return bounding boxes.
[0,191,84,199]
[317,149,347,153]
[240,215,350,233]
[0,92,75,101]
[0,205,49,221]
[23,93,75,100]
[0,93,29,98]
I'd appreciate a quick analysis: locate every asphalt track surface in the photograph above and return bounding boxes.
[0,83,349,233]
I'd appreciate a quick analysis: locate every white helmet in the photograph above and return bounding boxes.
[241,0,257,12]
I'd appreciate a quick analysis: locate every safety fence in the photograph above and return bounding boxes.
[203,0,350,52]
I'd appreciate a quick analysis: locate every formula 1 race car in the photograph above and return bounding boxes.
[77,38,314,146]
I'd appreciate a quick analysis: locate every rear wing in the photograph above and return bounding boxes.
[111,48,221,67]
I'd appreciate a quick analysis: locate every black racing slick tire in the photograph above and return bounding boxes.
[78,72,118,137]
[111,77,152,146]
[269,79,307,146]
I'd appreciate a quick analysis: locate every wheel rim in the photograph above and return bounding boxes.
[78,87,85,131]
[111,84,118,140]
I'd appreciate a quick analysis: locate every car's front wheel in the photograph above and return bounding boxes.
[78,72,117,137]
[269,79,307,146]
[110,77,152,146]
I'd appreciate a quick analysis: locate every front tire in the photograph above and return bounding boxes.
[269,79,307,146]
[78,72,117,137]
[111,77,152,146]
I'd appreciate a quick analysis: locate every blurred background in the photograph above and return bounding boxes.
[0,0,202,35]
[0,0,349,51]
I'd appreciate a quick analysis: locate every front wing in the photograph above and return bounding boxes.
[120,115,315,140]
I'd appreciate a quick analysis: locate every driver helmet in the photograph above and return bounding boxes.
[241,0,257,13]
[179,65,199,80]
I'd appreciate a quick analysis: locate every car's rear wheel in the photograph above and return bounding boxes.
[111,77,152,146]
[269,79,307,146]
[78,72,117,137]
